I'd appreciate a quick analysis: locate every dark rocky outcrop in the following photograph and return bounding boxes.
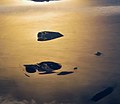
[37,31,63,41]
[57,71,74,75]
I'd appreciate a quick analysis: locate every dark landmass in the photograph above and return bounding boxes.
[57,71,74,75]
[23,61,62,73]
[31,0,59,2]
[24,65,37,73]
[24,73,30,77]
[91,87,114,102]
[37,61,62,71]
[95,51,102,56]
[39,72,56,75]
[31,0,49,2]
[37,31,63,41]
[74,67,79,70]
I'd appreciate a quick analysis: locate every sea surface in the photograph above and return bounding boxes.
[0,0,120,104]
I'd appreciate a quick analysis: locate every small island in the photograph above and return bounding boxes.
[31,0,60,2]
[37,31,63,41]
[24,61,62,73]
[31,0,50,2]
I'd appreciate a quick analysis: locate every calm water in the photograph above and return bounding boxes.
[0,0,120,104]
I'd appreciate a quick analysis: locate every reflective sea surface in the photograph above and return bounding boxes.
[0,0,120,104]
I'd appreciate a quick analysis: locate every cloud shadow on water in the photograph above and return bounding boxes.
[0,79,18,96]
[91,87,115,102]
[89,0,120,6]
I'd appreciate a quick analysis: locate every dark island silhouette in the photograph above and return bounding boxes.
[24,73,30,77]
[24,65,37,73]
[37,31,63,41]
[95,51,102,56]
[91,87,114,102]
[24,61,62,73]
[31,0,59,2]
[57,71,74,75]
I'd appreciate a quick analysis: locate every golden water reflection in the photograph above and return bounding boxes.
[0,0,120,104]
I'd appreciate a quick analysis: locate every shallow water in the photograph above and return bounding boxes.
[0,0,120,104]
